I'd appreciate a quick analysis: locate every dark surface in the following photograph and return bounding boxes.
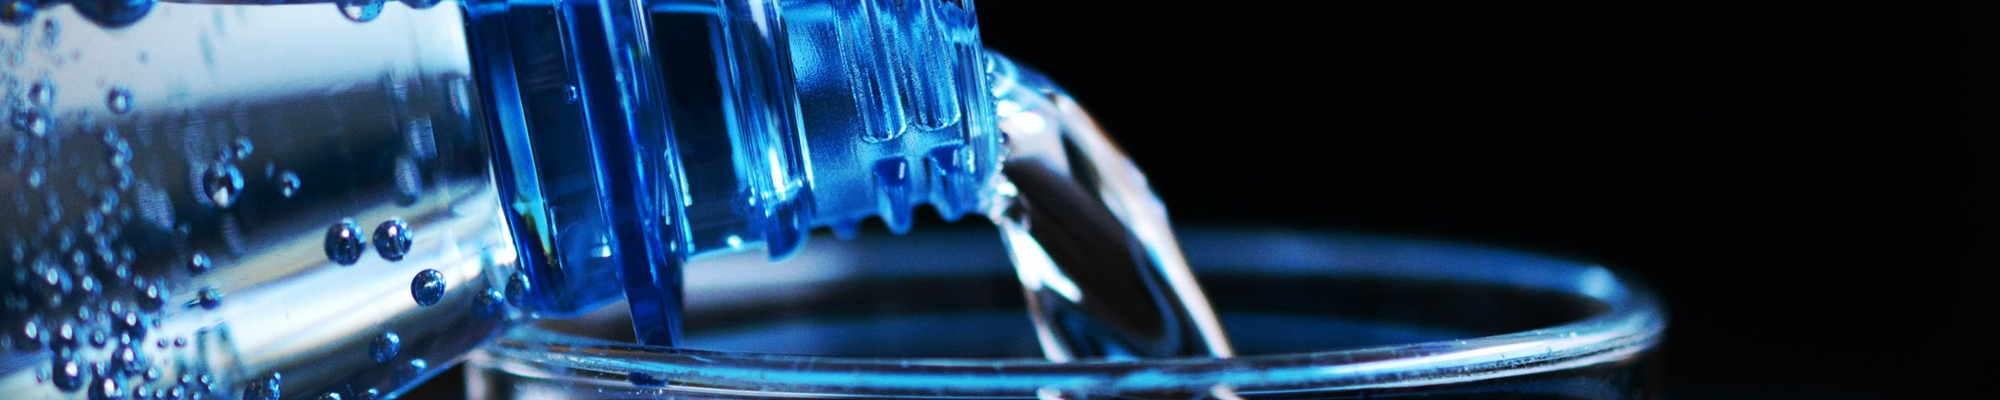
[409,1,1988,399]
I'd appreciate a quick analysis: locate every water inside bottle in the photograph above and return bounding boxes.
[1,2,1229,399]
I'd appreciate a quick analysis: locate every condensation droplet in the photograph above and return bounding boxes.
[324,219,365,266]
[372,219,412,261]
[410,269,445,306]
[277,171,301,198]
[202,163,244,208]
[370,332,400,363]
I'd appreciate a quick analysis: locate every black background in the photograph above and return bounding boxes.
[414,1,1991,399]
[976,1,1986,398]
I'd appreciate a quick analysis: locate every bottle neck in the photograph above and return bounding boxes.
[465,0,999,345]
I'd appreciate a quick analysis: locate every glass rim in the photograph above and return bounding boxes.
[473,227,1666,396]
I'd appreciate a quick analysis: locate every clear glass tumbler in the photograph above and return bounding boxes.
[465,227,1666,399]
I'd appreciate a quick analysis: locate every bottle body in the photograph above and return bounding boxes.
[4,0,999,398]
[3,4,518,400]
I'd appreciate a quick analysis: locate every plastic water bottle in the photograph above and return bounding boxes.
[3,1,1224,399]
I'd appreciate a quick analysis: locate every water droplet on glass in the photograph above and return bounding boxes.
[277,171,301,198]
[185,252,210,275]
[192,288,221,310]
[107,89,132,114]
[401,0,440,10]
[201,163,243,208]
[370,332,400,363]
[230,137,253,160]
[324,219,365,266]
[114,344,142,372]
[372,219,412,261]
[410,269,445,307]
[337,0,384,23]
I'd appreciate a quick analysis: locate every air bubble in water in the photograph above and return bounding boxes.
[28,82,53,107]
[242,373,280,400]
[107,89,132,114]
[71,0,156,28]
[324,219,365,266]
[410,269,445,306]
[14,108,47,137]
[504,272,529,308]
[107,138,131,168]
[25,167,43,189]
[277,171,301,198]
[337,0,385,23]
[202,163,243,208]
[562,85,580,104]
[473,289,504,319]
[185,252,210,275]
[372,219,412,261]
[1,0,33,26]
[230,137,253,160]
[193,288,221,310]
[319,393,344,400]
[370,332,399,363]
[88,372,121,400]
[398,359,427,383]
[52,355,82,392]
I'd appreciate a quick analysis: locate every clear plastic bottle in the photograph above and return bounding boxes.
[3,1,1005,399]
